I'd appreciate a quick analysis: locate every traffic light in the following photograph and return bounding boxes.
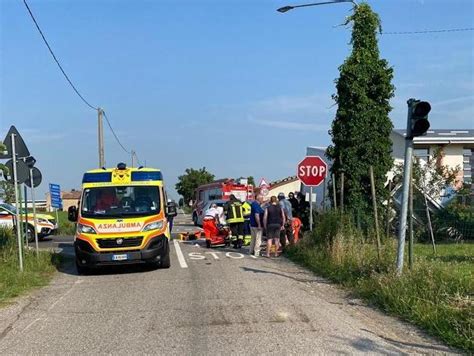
[407,99,431,138]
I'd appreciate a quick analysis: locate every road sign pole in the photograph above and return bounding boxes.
[309,186,313,231]
[11,133,24,272]
[30,169,39,256]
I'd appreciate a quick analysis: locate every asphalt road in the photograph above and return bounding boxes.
[0,214,454,355]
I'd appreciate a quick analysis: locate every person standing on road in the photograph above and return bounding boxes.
[225,194,245,248]
[288,192,299,215]
[263,196,285,258]
[295,192,310,231]
[278,192,294,250]
[249,195,264,257]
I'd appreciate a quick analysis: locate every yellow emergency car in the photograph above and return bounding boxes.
[68,163,177,274]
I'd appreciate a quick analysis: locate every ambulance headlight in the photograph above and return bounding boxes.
[142,220,164,232]
[77,223,97,234]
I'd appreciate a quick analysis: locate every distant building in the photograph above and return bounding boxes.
[306,129,474,208]
[45,189,81,212]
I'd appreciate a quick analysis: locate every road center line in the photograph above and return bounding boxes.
[173,239,188,268]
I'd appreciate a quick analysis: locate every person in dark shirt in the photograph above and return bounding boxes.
[288,192,299,214]
[263,196,285,258]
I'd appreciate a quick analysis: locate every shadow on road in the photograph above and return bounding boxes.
[54,249,160,277]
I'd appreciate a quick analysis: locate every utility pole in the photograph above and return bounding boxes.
[98,108,105,168]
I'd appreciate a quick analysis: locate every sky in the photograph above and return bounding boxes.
[1,0,473,199]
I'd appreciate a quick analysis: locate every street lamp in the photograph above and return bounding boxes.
[277,0,356,13]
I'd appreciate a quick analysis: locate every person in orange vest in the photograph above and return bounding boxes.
[292,217,302,243]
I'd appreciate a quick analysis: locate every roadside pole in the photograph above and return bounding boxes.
[11,133,24,272]
[55,208,59,232]
[23,185,29,247]
[369,166,381,260]
[309,186,313,231]
[396,114,414,275]
[332,173,337,210]
[408,166,414,269]
[98,108,105,168]
[340,172,345,213]
[30,169,39,256]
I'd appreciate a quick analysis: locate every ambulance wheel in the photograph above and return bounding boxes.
[76,261,90,275]
[160,241,170,268]
[26,225,35,243]
[206,239,211,248]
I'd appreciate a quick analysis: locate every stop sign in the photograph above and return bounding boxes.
[297,156,328,187]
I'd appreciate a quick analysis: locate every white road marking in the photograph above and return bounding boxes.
[189,252,206,260]
[206,251,221,260]
[225,252,245,259]
[173,240,188,268]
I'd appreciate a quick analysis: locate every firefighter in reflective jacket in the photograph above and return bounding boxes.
[242,201,252,246]
[225,194,245,248]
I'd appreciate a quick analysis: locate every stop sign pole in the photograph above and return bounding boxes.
[297,156,328,231]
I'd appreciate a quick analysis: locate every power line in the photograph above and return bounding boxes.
[22,0,98,110]
[22,0,145,164]
[102,111,132,155]
[382,27,474,35]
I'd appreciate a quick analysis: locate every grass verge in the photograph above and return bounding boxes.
[286,212,473,352]
[0,228,62,306]
[56,210,76,235]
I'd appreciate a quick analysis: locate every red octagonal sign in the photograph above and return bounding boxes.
[297,156,328,187]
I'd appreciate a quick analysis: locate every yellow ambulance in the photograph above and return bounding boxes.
[68,163,177,274]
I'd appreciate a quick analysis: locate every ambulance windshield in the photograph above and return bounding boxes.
[81,186,161,218]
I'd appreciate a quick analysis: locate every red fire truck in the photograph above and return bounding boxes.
[192,178,254,226]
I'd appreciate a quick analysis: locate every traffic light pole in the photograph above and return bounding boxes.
[396,107,414,275]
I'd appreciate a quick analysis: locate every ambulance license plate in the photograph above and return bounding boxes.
[112,254,128,261]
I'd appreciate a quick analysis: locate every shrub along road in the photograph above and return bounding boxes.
[0,215,456,354]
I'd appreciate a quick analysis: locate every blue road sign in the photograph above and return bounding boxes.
[49,183,62,209]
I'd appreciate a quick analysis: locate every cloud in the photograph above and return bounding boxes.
[433,95,474,107]
[248,116,329,132]
[20,128,68,144]
[251,93,335,116]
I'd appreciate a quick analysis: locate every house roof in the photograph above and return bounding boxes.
[269,176,299,189]
[393,129,474,144]
[62,191,82,200]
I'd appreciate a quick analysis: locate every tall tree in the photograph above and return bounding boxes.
[175,167,215,204]
[327,3,395,217]
[246,176,256,186]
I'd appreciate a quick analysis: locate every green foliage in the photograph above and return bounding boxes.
[56,211,76,235]
[434,199,474,240]
[0,181,15,204]
[287,213,473,351]
[0,227,61,305]
[175,167,215,204]
[247,176,256,186]
[327,3,395,217]
[393,147,460,201]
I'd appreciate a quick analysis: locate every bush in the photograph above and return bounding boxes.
[0,227,61,305]
[287,212,473,352]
